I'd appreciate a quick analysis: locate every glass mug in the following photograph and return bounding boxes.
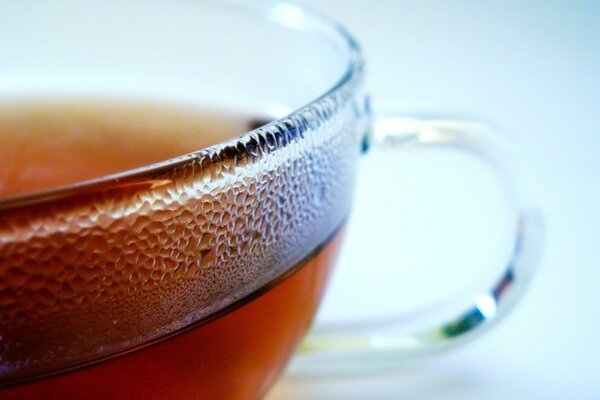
[0,1,543,399]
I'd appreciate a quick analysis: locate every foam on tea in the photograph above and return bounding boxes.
[0,98,358,399]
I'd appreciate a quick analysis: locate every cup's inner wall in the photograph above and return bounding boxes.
[0,0,351,117]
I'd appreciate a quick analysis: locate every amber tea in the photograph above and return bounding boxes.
[0,100,348,399]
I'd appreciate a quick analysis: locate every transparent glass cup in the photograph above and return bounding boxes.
[0,1,543,399]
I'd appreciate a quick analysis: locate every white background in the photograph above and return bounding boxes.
[267,1,600,399]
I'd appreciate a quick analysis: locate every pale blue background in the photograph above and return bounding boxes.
[268,1,600,399]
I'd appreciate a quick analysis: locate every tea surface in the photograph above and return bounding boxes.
[0,99,255,197]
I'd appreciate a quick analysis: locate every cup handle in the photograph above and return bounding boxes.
[289,114,544,375]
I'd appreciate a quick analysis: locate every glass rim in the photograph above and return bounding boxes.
[0,0,364,211]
